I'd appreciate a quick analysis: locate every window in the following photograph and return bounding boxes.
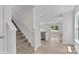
[50,25,59,30]
[75,11,79,43]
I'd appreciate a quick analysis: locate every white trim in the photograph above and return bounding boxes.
[6,21,17,54]
[75,10,79,16]
[34,48,37,52]
[67,46,72,53]
[75,39,79,44]
[75,10,79,45]
[0,52,8,54]
[7,20,17,31]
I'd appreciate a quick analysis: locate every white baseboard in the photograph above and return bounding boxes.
[0,52,8,54]
[34,43,41,52]
[34,48,37,52]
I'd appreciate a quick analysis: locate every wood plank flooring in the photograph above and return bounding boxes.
[16,33,76,54]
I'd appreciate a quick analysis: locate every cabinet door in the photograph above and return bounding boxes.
[0,6,3,36]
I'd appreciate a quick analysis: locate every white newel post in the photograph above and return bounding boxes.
[11,30,16,54]
[6,20,17,54]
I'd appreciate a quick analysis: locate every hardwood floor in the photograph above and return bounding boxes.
[16,30,76,54]
[33,34,76,54]
[13,20,76,54]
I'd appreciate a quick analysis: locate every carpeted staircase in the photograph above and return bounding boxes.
[12,20,34,54]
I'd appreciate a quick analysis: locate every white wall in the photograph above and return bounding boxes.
[0,6,3,36]
[40,22,63,34]
[4,6,15,53]
[0,5,14,53]
[12,5,35,47]
[0,6,12,53]
[63,11,74,45]
[0,6,4,53]
[13,5,33,31]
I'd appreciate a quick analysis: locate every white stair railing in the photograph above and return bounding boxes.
[6,20,17,54]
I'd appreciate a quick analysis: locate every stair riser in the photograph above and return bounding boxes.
[17,30,21,33]
[17,37,25,40]
[17,39,28,44]
[16,34,24,37]
[17,33,23,36]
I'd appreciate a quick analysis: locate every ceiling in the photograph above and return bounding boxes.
[37,5,75,16]
[35,5,76,23]
[13,5,76,24]
[13,5,75,19]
